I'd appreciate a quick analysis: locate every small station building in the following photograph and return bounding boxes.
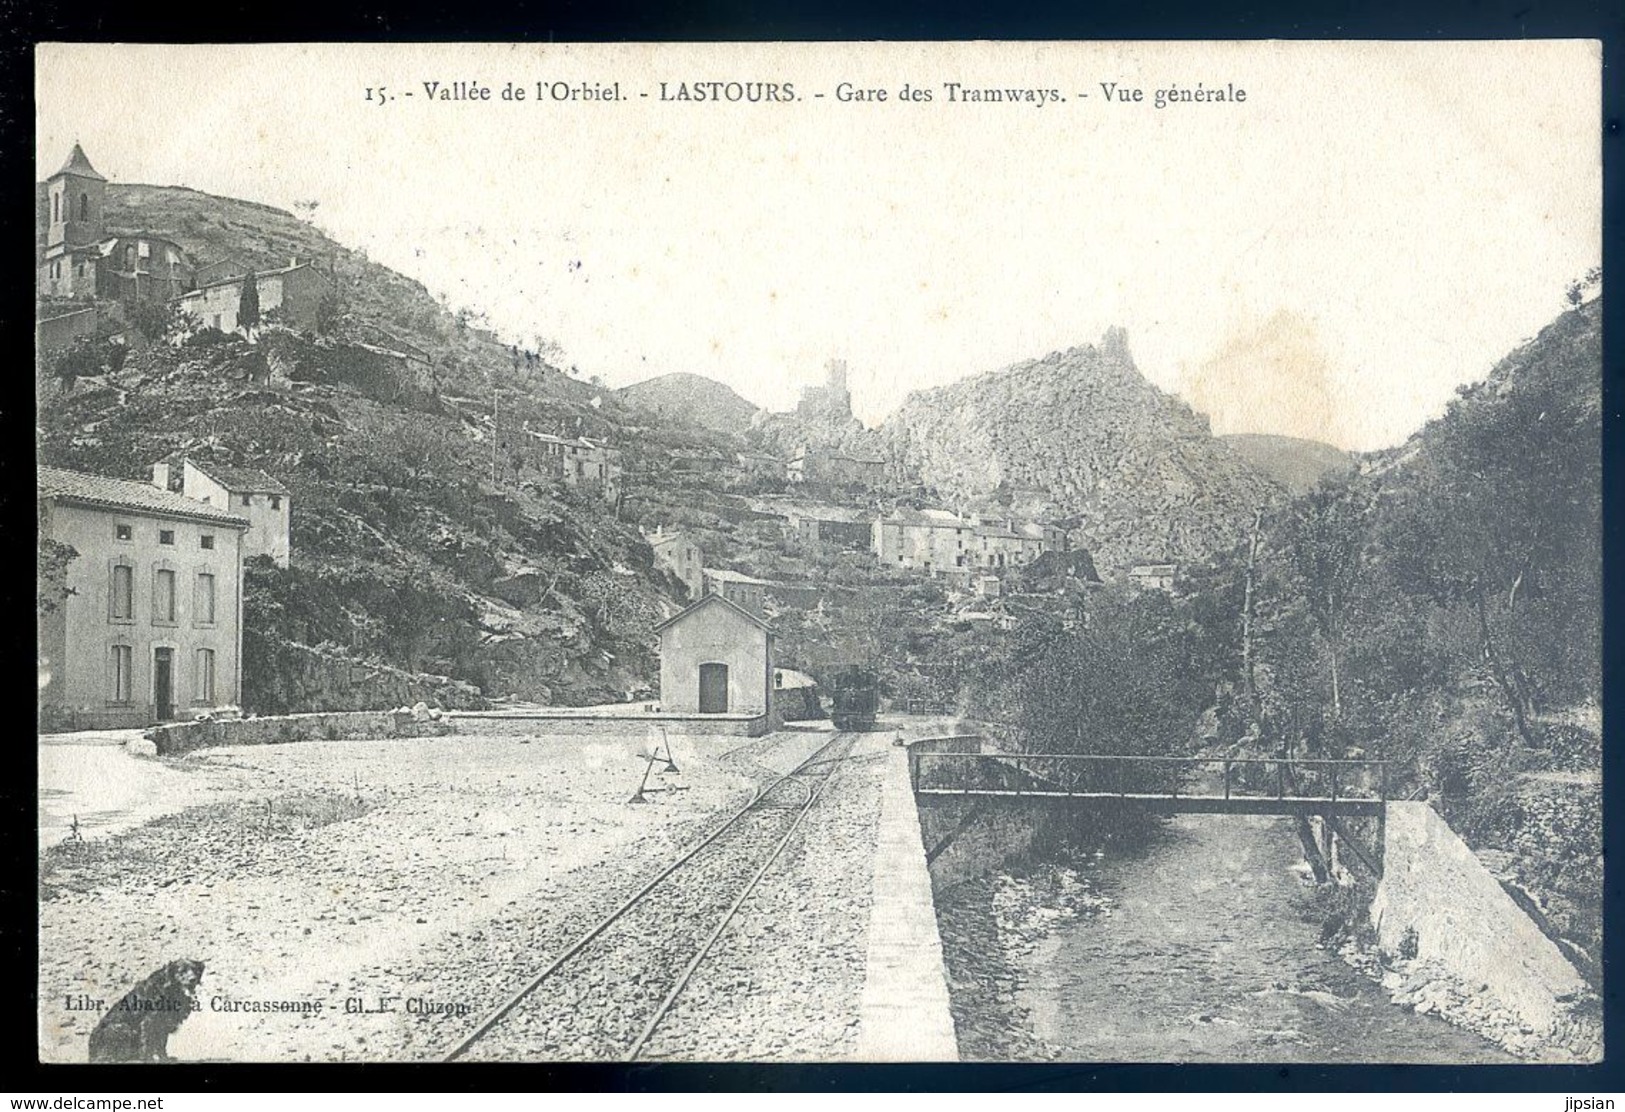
[654,593,775,718]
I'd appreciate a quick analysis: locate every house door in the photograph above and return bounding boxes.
[698,663,729,713]
[153,648,174,721]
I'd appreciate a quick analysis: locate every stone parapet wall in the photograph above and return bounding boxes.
[147,711,451,755]
[447,711,771,738]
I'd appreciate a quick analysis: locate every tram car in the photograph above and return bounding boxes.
[829,665,880,731]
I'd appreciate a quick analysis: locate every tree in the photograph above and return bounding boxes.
[238,269,261,341]
[969,586,1206,792]
[37,531,78,615]
[1378,346,1597,753]
[314,290,345,336]
[1278,481,1373,725]
[128,298,170,340]
[1565,265,1601,308]
[49,336,110,393]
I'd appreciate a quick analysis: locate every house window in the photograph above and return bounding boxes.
[199,534,214,550]
[52,194,59,222]
[153,568,177,624]
[195,648,216,704]
[269,496,281,510]
[115,523,132,541]
[138,241,150,259]
[212,315,222,330]
[110,563,134,621]
[241,494,253,507]
[194,572,216,625]
[79,193,90,221]
[109,644,132,703]
[159,530,175,546]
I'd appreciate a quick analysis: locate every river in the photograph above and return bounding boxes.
[935,811,1514,1063]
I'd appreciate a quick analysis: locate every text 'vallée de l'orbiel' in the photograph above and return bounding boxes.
[369,80,1249,109]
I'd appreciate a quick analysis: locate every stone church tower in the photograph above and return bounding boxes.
[46,143,107,252]
[41,143,109,299]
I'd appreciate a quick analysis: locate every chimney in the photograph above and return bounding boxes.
[289,256,298,270]
[151,461,171,491]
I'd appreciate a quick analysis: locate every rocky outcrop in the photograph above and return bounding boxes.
[881,328,1282,573]
[243,638,487,715]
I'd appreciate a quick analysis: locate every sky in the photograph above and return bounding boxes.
[37,41,1601,451]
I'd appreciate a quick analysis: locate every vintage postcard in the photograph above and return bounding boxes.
[35,40,1601,1066]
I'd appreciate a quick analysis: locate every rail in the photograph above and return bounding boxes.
[441,730,856,1062]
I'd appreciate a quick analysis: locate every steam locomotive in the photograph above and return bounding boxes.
[829,665,880,732]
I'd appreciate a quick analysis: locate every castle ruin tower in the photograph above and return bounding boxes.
[46,143,107,252]
[826,357,849,394]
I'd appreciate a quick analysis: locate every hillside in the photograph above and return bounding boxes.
[39,182,590,405]
[615,372,761,439]
[1222,433,1354,496]
[1239,297,1603,981]
[881,327,1283,573]
[34,182,764,711]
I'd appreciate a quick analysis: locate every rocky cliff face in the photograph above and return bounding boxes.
[881,328,1281,572]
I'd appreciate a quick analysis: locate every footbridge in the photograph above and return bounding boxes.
[908,738,1392,819]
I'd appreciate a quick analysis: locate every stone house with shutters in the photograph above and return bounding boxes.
[701,567,771,615]
[152,459,291,568]
[644,527,704,601]
[37,467,249,729]
[171,260,332,336]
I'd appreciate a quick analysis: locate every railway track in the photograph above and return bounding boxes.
[442,730,859,1062]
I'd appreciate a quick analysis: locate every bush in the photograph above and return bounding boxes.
[183,326,233,348]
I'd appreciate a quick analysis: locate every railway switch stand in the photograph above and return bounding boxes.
[628,730,685,804]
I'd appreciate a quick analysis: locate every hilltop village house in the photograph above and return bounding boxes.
[1128,562,1179,591]
[39,144,192,304]
[872,509,1065,578]
[152,458,291,568]
[645,527,705,600]
[525,430,622,503]
[37,467,250,729]
[654,593,775,718]
[787,446,888,489]
[736,451,787,482]
[172,260,333,336]
[783,503,874,550]
[702,567,771,615]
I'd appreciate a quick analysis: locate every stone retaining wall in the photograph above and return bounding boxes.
[447,712,772,738]
[1372,801,1595,1053]
[147,711,451,755]
[908,735,1074,888]
[857,738,959,1060]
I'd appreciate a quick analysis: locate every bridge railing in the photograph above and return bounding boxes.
[911,750,1392,803]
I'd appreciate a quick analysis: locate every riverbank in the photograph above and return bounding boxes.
[1333,938,1600,1063]
[933,812,1515,1063]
